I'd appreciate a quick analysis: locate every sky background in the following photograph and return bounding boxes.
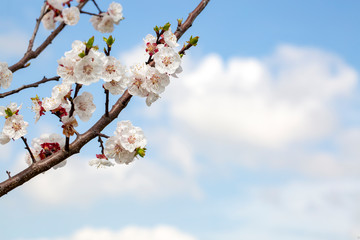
[1,0,360,240]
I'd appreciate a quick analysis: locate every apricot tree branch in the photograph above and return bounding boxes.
[0,76,60,99]
[0,0,210,197]
[174,0,210,40]
[8,0,91,73]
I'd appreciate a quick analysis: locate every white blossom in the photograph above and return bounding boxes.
[104,136,135,164]
[42,10,56,30]
[97,14,115,33]
[0,102,21,118]
[89,155,114,168]
[74,50,104,85]
[127,63,149,97]
[102,56,126,82]
[103,76,129,95]
[47,0,64,11]
[29,133,66,169]
[2,115,28,140]
[108,2,123,23]
[163,27,179,48]
[73,92,96,122]
[62,6,80,26]
[116,120,147,152]
[64,40,86,60]
[153,46,181,74]
[146,92,160,107]
[171,65,183,78]
[57,56,78,83]
[31,97,45,123]
[0,62,12,89]
[42,83,72,111]
[143,66,170,94]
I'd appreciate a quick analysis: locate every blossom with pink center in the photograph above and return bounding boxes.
[42,10,56,30]
[31,96,46,123]
[162,27,179,48]
[74,50,104,85]
[73,92,96,122]
[108,2,123,23]
[143,66,170,94]
[103,76,129,95]
[104,136,135,164]
[89,154,114,168]
[153,46,181,74]
[102,56,126,82]
[2,115,28,140]
[62,6,80,26]
[28,133,66,169]
[116,120,147,152]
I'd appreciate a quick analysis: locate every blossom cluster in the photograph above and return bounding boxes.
[128,27,182,106]
[97,120,147,166]
[42,0,124,33]
[42,0,80,29]
[25,133,67,169]
[0,103,28,145]
[90,2,124,33]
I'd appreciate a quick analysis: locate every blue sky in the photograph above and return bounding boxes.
[1,1,360,240]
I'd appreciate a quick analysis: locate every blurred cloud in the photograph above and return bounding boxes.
[166,45,357,149]
[222,180,360,240]
[16,152,201,206]
[18,225,197,240]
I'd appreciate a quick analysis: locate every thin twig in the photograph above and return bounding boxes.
[21,137,36,164]
[6,171,11,179]
[0,76,60,99]
[97,136,105,155]
[8,0,91,73]
[27,2,48,52]
[174,0,210,40]
[80,10,102,17]
[91,0,102,14]
[105,89,109,117]
[66,83,82,152]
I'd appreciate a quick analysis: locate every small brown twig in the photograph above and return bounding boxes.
[0,76,60,99]
[6,171,11,179]
[8,0,91,73]
[105,89,110,117]
[80,10,102,17]
[174,0,210,40]
[91,0,102,14]
[21,137,36,164]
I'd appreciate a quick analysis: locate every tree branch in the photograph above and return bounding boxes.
[0,76,60,99]
[174,0,210,40]
[0,0,210,197]
[8,0,91,74]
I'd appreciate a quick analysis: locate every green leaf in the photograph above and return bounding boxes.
[78,51,85,58]
[86,36,95,50]
[135,147,146,158]
[162,22,171,32]
[154,25,160,33]
[189,36,199,46]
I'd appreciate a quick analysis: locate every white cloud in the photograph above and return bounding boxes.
[18,153,201,206]
[164,45,357,149]
[19,225,197,240]
[223,180,360,240]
